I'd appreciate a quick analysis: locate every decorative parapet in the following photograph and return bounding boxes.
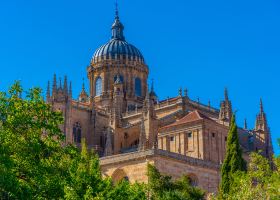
[100,149,220,170]
[188,99,219,114]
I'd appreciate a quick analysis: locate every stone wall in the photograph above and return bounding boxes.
[100,149,220,193]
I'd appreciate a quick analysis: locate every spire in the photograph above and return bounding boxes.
[63,76,68,95]
[178,87,182,97]
[260,98,264,114]
[111,0,125,40]
[184,88,188,98]
[149,79,157,98]
[82,77,85,91]
[52,74,57,96]
[69,81,72,99]
[255,98,268,131]
[79,78,88,102]
[219,88,232,122]
[244,118,248,130]
[47,81,50,99]
[151,79,154,92]
[224,87,229,101]
[59,77,62,89]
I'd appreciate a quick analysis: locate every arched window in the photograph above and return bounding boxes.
[135,78,141,96]
[95,77,102,96]
[73,122,82,143]
[114,75,124,83]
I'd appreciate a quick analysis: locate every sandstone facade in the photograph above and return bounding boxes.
[47,7,274,193]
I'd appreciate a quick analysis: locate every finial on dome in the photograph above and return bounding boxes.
[111,0,125,40]
[115,0,119,19]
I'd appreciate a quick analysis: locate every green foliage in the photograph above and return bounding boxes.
[218,153,280,200]
[0,82,146,200]
[147,164,205,200]
[220,114,246,197]
[0,81,67,199]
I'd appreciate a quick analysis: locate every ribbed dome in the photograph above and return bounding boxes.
[91,8,145,65]
[92,39,145,64]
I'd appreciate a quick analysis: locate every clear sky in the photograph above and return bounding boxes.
[0,0,279,154]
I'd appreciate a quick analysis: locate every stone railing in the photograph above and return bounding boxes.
[188,100,219,113]
[100,149,220,170]
[155,149,220,170]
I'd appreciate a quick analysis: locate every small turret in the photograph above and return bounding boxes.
[104,127,113,156]
[149,79,157,103]
[48,74,71,103]
[138,116,147,151]
[255,98,268,131]
[219,88,232,122]
[111,74,124,127]
[79,78,89,103]
[141,86,157,149]
[254,99,273,160]
[178,87,182,97]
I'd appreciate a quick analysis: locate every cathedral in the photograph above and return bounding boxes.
[46,6,273,193]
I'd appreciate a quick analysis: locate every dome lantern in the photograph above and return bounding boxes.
[111,2,125,40]
[91,4,145,65]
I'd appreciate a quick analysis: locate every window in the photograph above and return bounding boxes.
[188,132,192,138]
[114,75,124,83]
[95,77,102,96]
[135,77,142,96]
[170,136,175,141]
[225,136,227,142]
[73,122,82,143]
[212,133,215,138]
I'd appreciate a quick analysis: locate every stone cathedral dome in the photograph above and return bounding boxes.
[91,9,145,65]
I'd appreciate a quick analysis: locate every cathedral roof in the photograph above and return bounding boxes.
[160,110,212,130]
[91,7,145,65]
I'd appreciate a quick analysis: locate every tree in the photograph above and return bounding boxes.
[147,164,204,200]
[219,114,246,198]
[218,152,280,200]
[0,82,147,200]
[0,81,68,199]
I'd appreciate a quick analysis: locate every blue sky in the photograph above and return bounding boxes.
[0,0,279,154]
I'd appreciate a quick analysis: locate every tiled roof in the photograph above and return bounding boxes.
[159,110,211,130]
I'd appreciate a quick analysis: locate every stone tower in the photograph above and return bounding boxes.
[47,74,72,142]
